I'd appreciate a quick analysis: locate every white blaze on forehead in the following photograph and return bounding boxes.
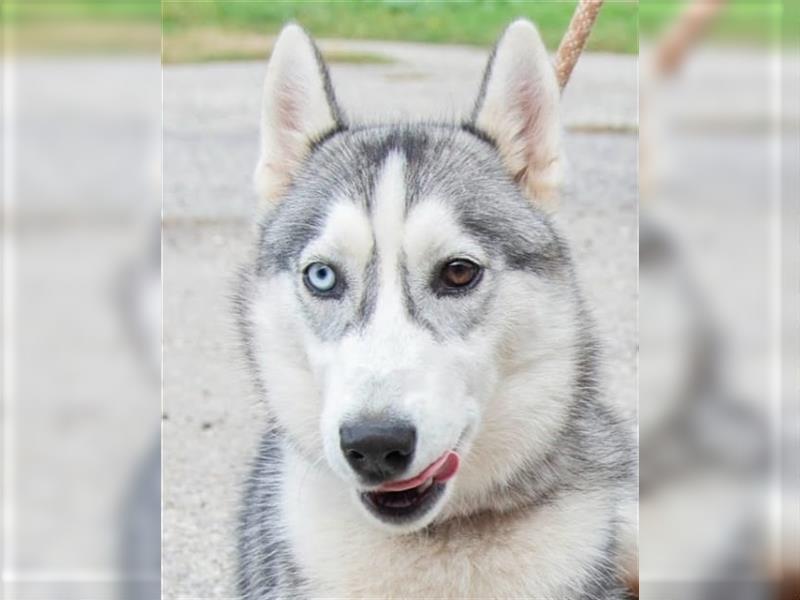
[370,152,407,318]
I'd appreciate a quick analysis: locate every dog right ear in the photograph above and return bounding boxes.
[470,19,562,208]
[254,24,345,206]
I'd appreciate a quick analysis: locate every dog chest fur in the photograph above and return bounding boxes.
[280,448,616,599]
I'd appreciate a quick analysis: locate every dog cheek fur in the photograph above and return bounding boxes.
[446,270,583,514]
[249,277,327,462]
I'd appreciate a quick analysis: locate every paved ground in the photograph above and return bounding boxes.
[164,40,636,222]
[163,40,638,599]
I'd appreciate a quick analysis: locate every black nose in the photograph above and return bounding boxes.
[340,420,416,483]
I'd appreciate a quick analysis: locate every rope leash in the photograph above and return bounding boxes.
[555,0,605,91]
[553,0,728,87]
[653,0,727,77]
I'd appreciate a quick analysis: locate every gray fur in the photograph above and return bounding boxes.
[237,429,307,599]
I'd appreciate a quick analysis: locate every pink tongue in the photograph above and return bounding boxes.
[378,451,460,492]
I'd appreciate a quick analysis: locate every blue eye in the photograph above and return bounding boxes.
[304,262,337,294]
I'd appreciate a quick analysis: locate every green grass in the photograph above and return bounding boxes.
[161,1,782,63]
[162,26,394,63]
[2,1,160,23]
[640,0,782,46]
[2,1,781,62]
[163,1,640,54]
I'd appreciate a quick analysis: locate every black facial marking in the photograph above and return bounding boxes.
[460,121,497,148]
[470,34,500,124]
[308,123,348,151]
[308,30,346,129]
[458,210,570,278]
[400,260,441,340]
[355,246,379,328]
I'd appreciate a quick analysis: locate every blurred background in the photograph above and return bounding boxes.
[1,1,795,599]
[1,2,161,599]
[639,1,793,598]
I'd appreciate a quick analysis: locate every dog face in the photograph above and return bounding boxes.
[244,21,581,532]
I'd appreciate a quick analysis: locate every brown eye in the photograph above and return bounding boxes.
[439,259,481,291]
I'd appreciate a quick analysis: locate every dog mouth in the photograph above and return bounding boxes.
[359,451,460,525]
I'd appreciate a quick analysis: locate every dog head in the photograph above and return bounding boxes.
[244,21,584,533]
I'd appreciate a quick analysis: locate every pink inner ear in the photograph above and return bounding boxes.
[509,72,543,181]
[276,79,303,142]
[257,78,307,202]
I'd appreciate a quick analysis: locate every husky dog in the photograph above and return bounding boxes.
[236,20,636,599]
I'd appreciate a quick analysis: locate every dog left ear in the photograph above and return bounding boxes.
[254,24,345,206]
[470,19,562,207]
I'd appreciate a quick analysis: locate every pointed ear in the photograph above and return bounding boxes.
[470,19,563,207]
[254,24,345,205]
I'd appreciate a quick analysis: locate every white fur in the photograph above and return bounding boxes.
[250,276,323,459]
[371,151,407,300]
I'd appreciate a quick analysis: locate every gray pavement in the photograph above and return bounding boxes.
[163,40,638,599]
[164,40,637,222]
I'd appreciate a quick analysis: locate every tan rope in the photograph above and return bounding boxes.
[653,0,727,77]
[555,0,605,91]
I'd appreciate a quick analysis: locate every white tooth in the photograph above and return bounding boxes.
[418,478,433,493]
